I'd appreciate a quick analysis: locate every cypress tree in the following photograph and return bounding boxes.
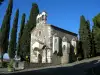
[92,14,100,55]
[77,41,84,59]
[0,0,13,65]
[17,13,26,56]
[20,21,29,60]
[79,15,92,58]
[79,15,86,58]
[21,3,39,59]
[8,9,19,59]
[28,3,39,31]
[91,28,96,57]
[0,0,4,5]
[84,20,92,57]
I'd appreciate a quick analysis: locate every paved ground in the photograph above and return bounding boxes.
[0,68,7,73]
[1,56,100,75]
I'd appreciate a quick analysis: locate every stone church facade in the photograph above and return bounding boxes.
[30,11,77,65]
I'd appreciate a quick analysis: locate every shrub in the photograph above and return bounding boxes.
[7,59,14,72]
[0,62,8,68]
[8,59,13,68]
[3,62,8,68]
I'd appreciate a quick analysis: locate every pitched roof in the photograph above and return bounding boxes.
[49,25,77,36]
[31,24,77,36]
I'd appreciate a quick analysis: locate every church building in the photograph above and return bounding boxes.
[30,11,77,65]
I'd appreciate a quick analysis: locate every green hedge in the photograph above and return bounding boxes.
[0,62,8,68]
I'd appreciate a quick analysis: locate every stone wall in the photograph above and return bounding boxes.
[30,23,77,65]
[50,25,77,63]
[30,24,52,63]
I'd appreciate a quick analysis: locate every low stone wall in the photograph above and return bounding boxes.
[13,61,24,70]
[24,62,60,69]
[1,56,100,75]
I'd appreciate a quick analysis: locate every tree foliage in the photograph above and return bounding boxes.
[91,29,96,57]
[79,15,86,58]
[20,3,39,59]
[8,9,19,59]
[28,3,39,31]
[77,41,84,59]
[84,20,92,57]
[79,15,92,58]
[0,0,13,53]
[20,22,29,60]
[0,0,4,5]
[0,0,13,64]
[17,13,26,56]
[92,13,100,55]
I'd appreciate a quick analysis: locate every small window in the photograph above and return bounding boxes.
[39,18,41,22]
[37,18,39,23]
[38,54,42,63]
[42,15,44,20]
[37,19,38,23]
[15,62,18,67]
[55,39,57,43]
[39,31,41,36]
[45,15,47,20]
[54,51,57,54]
[33,51,37,56]
[63,45,66,50]
[40,17,42,21]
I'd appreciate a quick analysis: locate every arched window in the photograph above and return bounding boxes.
[42,15,44,20]
[38,54,42,63]
[55,39,57,43]
[63,45,66,51]
[40,17,42,21]
[39,18,41,22]
[39,31,41,36]
[42,15,47,20]
[37,18,39,23]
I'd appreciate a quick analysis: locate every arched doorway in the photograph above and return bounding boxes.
[63,45,66,51]
[38,54,42,63]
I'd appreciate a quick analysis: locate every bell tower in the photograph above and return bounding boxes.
[36,11,47,26]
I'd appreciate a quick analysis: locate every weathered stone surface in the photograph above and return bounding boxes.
[30,11,77,65]
[13,61,24,70]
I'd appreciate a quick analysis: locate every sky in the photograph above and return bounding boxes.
[0,0,100,35]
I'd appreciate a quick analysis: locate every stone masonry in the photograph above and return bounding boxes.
[30,11,77,66]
